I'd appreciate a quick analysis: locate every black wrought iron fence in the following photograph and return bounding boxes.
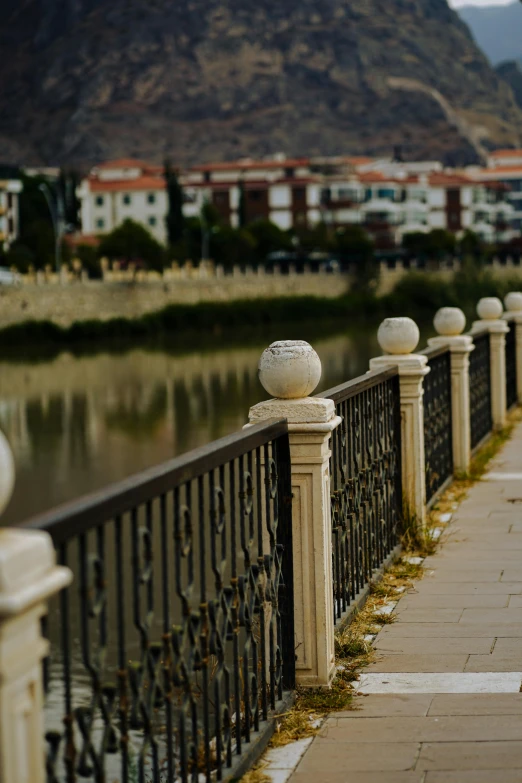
[506,320,517,410]
[319,368,402,625]
[469,330,493,450]
[421,346,453,503]
[22,420,294,783]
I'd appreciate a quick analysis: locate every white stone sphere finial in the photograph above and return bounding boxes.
[433,307,466,337]
[377,317,420,355]
[0,431,14,518]
[258,340,322,399]
[504,292,522,313]
[477,297,503,321]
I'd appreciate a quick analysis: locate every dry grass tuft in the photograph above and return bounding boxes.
[239,764,272,783]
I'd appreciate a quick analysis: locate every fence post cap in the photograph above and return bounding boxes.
[504,292,522,313]
[477,297,503,320]
[258,340,321,399]
[0,529,72,617]
[377,317,419,355]
[434,307,466,336]
[0,431,15,519]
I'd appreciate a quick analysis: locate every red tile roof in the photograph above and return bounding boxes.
[190,158,310,173]
[94,158,152,171]
[488,149,522,158]
[88,175,165,192]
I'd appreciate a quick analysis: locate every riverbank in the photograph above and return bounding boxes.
[1,268,521,356]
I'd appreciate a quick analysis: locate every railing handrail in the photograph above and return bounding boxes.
[317,365,399,403]
[20,417,289,545]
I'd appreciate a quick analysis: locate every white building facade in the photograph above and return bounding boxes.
[77,159,170,244]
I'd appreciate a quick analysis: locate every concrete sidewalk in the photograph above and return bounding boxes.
[289,421,522,782]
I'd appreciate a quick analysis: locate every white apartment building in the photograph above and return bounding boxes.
[0,178,22,251]
[76,154,517,249]
[467,150,522,234]
[77,159,170,244]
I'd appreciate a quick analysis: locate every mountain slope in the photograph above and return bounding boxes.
[496,61,522,110]
[1,0,521,167]
[458,3,522,66]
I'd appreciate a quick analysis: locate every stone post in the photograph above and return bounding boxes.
[369,317,430,527]
[504,292,522,404]
[0,431,72,783]
[428,307,474,473]
[472,297,509,430]
[247,341,341,687]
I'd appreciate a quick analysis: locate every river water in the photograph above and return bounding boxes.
[0,324,389,526]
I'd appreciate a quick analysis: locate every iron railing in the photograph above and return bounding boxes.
[22,420,294,783]
[506,320,517,410]
[319,368,402,625]
[421,346,453,502]
[469,330,493,450]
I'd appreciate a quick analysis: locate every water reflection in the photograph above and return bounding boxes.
[0,328,381,525]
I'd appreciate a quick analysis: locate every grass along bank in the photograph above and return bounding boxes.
[2,265,521,354]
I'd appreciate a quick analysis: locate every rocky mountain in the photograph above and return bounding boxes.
[1,0,522,168]
[496,61,522,110]
[457,2,522,66]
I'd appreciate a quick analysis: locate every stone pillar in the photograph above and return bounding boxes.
[369,317,430,527]
[472,297,509,430]
[428,307,474,474]
[0,432,72,783]
[247,341,341,687]
[504,292,522,404]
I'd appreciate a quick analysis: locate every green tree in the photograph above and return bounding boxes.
[247,219,293,261]
[335,226,377,292]
[164,160,185,246]
[210,225,256,268]
[98,219,165,271]
[402,229,456,258]
[238,179,247,228]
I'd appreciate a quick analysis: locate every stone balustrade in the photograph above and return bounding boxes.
[1,291,522,779]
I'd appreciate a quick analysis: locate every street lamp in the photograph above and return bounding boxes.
[39,183,65,273]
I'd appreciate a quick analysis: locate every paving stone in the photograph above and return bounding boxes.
[333,694,433,718]
[502,570,522,581]
[393,608,463,622]
[508,595,522,607]
[490,638,522,654]
[319,715,522,743]
[414,582,522,595]
[461,609,522,623]
[423,570,502,582]
[294,741,419,773]
[291,774,424,783]
[367,654,468,673]
[394,594,509,609]
[416,741,522,771]
[357,672,522,694]
[429,693,522,716]
[377,623,522,638]
[424,773,522,783]
[465,655,522,672]
[373,637,494,655]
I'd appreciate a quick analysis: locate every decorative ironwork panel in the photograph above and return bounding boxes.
[25,420,294,783]
[423,348,453,502]
[506,321,517,410]
[320,369,402,625]
[469,331,493,450]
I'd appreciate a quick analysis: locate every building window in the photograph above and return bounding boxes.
[95,195,104,207]
[147,193,156,205]
[96,218,105,229]
[148,216,157,227]
[204,171,211,183]
[123,194,132,206]
[249,190,263,202]
[377,188,396,201]
[285,167,295,178]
